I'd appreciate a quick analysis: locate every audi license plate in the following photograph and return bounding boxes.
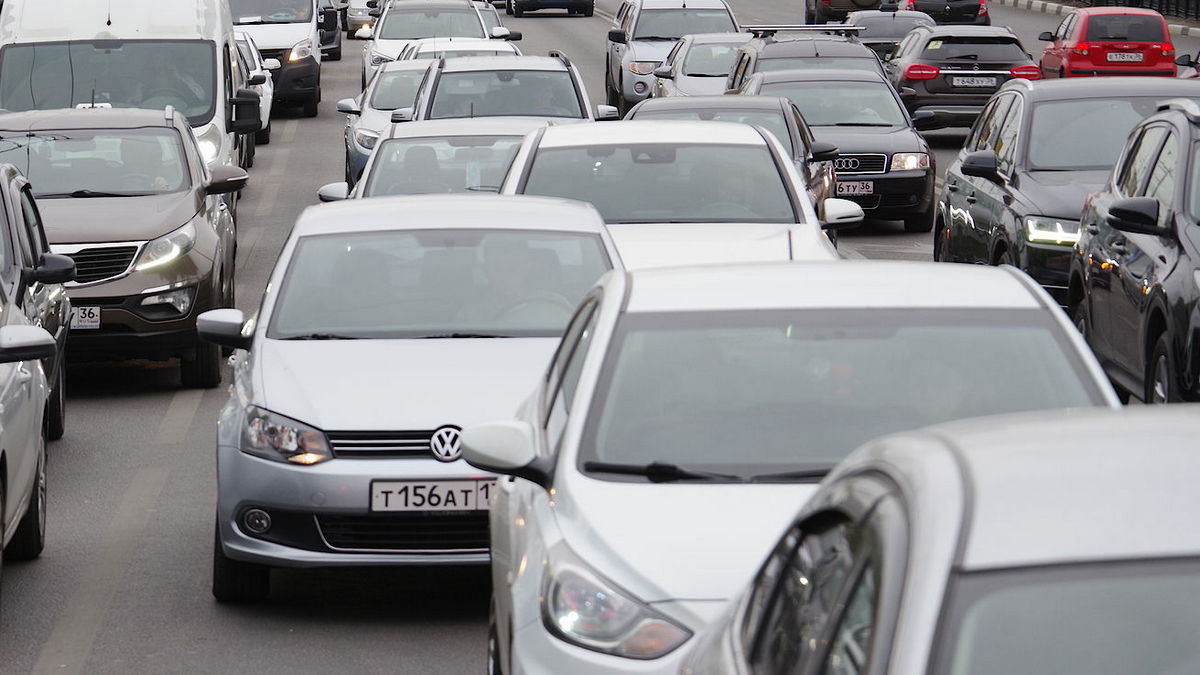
[837,181,874,196]
[951,76,997,87]
[1107,52,1143,62]
[370,479,496,512]
[70,306,100,330]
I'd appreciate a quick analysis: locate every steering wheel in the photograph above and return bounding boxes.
[495,293,575,318]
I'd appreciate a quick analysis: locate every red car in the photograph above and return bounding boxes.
[1037,7,1175,78]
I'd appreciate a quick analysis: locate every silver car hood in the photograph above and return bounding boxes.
[628,40,677,63]
[607,222,838,268]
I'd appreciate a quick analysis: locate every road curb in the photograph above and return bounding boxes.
[992,0,1200,37]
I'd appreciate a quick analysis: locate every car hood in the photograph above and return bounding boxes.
[38,191,200,245]
[1017,170,1109,218]
[628,40,678,63]
[676,75,734,96]
[253,338,557,430]
[809,125,926,155]
[557,479,819,603]
[359,106,395,135]
[374,39,418,59]
[607,222,837,268]
[233,21,312,51]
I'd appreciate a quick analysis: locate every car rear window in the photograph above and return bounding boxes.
[921,36,1027,61]
[1086,14,1166,41]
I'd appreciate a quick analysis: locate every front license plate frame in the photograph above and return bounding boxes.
[837,181,874,196]
[951,76,998,87]
[70,306,101,330]
[370,478,497,512]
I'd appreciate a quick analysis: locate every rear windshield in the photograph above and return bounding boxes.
[1086,14,1166,41]
[921,36,1027,61]
[632,9,737,40]
[852,14,935,38]
[378,9,486,40]
[429,70,583,119]
[631,109,790,150]
[682,43,743,77]
[758,56,881,74]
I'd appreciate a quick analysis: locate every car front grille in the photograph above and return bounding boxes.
[66,246,139,284]
[835,153,888,175]
[317,512,491,551]
[327,430,436,459]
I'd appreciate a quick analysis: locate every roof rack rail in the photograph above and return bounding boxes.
[1158,97,1200,122]
[742,24,865,39]
[548,49,572,68]
[164,105,176,122]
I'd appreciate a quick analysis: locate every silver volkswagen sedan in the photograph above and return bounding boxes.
[198,195,619,602]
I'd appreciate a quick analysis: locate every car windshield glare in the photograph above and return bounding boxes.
[524,143,795,223]
[921,37,1028,61]
[579,309,1101,480]
[268,229,610,339]
[0,129,190,198]
[429,70,583,119]
[370,70,426,110]
[632,110,790,150]
[230,0,315,23]
[935,560,1200,675]
[632,9,736,40]
[1027,97,1161,171]
[1086,14,1166,41]
[378,9,486,40]
[364,136,523,195]
[764,81,906,127]
[0,41,217,126]
[682,43,742,76]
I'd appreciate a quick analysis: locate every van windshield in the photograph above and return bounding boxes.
[230,0,315,24]
[0,41,217,126]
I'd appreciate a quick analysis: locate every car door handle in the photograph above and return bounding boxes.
[1086,223,1100,234]
[1110,242,1128,255]
[946,183,959,192]
[965,194,977,204]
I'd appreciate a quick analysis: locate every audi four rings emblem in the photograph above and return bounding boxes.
[834,157,861,170]
[430,426,463,462]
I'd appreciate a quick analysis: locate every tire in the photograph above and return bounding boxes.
[46,364,65,441]
[582,1,594,16]
[605,77,620,108]
[1072,300,1089,340]
[903,208,934,233]
[180,341,221,389]
[328,46,342,61]
[995,249,1012,266]
[5,442,46,561]
[505,0,513,15]
[255,121,271,145]
[1146,332,1180,404]
[246,136,256,169]
[487,606,504,675]
[301,96,319,118]
[513,2,524,17]
[212,524,270,603]
[933,224,948,261]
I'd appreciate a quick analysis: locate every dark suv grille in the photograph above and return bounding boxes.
[317,512,490,551]
[328,430,435,458]
[67,246,139,284]
[835,153,888,175]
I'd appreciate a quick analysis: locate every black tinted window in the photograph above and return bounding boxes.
[1086,14,1165,41]
[1027,97,1162,171]
[921,36,1027,61]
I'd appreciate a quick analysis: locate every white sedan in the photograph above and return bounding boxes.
[236,32,279,145]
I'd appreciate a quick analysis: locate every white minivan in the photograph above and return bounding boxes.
[229,0,338,117]
[0,0,262,174]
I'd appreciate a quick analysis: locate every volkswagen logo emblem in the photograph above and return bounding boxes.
[429,426,463,462]
[834,157,861,171]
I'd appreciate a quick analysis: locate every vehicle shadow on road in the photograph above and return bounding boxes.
[65,361,190,398]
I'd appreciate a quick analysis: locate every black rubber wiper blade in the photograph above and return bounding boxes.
[278,333,363,340]
[582,461,744,483]
[634,35,677,40]
[828,122,894,127]
[750,468,831,483]
[42,189,146,198]
[413,332,514,338]
[946,53,980,59]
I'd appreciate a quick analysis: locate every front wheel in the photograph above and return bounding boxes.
[581,1,594,16]
[512,2,524,17]
[300,93,319,118]
[5,442,46,561]
[255,121,271,145]
[212,525,270,603]
[46,364,65,441]
[328,46,342,61]
[1146,333,1180,404]
[181,341,221,389]
[903,208,934,233]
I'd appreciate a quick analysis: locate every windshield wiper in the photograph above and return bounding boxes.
[633,35,677,40]
[465,185,501,192]
[413,332,514,339]
[750,468,831,483]
[278,333,363,340]
[41,189,148,198]
[689,73,728,77]
[827,122,894,127]
[583,461,744,483]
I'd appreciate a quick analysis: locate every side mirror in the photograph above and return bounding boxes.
[462,420,551,488]
[653,65,673,78]
[321,9,338,31]
[356,26,374,39]
[505,30,522,41]
[229,88,263,134]
[318,182,350,202]
[608,28,627,45]
[808,141,839,163]
[248,73,267,86]
[391,107,414,122]
[262,58,282,71]
[197,309,253,351]
[0,325,57,364]
[368,8,382,17]
[490,26,511,39]
[1176,53,1196,67]
[899,86,916,97]
[595,104,620,120]
[367,0,378,6]
[821,198,864,230]
[960,149,1003,183]
[1038,31,1055,41]
[336,97,362,114]
[30,253,75,285]
[1107,197,1169,236]
[911,109,947,131]
[207,165,249,195]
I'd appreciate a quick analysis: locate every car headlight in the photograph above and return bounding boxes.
[628,61,659,75]
[542,544,691,659]
[195,124,222,166]
[135,221,197,271]
[1025,215,1080,245]
[369,50,392,66]
[890,152,930,171]
[289,38,313,62]
[140,287,195,315]
[241,406,333,465]
[354,128,380,149]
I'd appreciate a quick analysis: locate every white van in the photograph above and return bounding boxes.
[228,0,338,117]
[0,0,262,173]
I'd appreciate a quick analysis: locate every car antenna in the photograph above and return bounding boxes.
[469,101,475,118]
[106,0,113,26]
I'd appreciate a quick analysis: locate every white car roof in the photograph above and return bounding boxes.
[294,195,608,237]
[638,0,730,9]
[383,117,552,140]
[0,0,231,43]
[409,37,516,52]
[535,120,768,148]
[379,58,437,74]
[439,55,569,72]
[623,261,1046,313]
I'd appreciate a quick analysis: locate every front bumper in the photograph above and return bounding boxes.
[909,100,988,126]
[346,130,375,185]
[272,54,320,104]
[620,70,657,103]
[835,169,934,220]
[1021,241,1073,305]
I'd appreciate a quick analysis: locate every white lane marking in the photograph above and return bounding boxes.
[152,389,204,444]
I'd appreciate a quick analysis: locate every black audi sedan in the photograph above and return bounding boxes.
[737,68,943,231]
[938,78,1200,309]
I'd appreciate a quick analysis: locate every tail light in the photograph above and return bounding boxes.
[1010,64,1041,80]
[903,63,940,80]
[1072,42,1092,55]
[978,0,988,17]
[903,0,915,9]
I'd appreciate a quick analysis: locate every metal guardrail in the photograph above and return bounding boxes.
[1083,0,1200,21]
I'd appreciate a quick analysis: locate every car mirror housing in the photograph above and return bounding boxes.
[355,26,374,39]
[653,65,673,78]
[608,28,627,44]
[336,98,362,115]
[821,198,864,230]
[391,107,415,123]
[207,165,249,195]
[248,73,267,86]
[0,325,57,364]
[960,149,1003,183]
[911,110,947,131]
[262,58,282,71]
[318,182,350,202]
[596,104,620,120]
[30,253,76,285]
[197,309,253,351]
[1176,53,1197,67]
[808,141,839,163]
[229,88,263,134]
[462,421,551,488]
[490,26,511,39]
[1108,197,1170,236]
[1038,31,1055,41]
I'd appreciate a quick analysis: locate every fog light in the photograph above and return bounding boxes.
[140,287,194,316]
[242,508,272,535]
[634,82,647,94]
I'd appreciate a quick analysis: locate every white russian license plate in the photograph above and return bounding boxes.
[70,306,100,330]
[951,76,997,87]
[1107,52,1143,62]
[370,479,496,512]
[837,181,874,196]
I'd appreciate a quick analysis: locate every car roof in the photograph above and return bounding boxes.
[0,107,185,132]
[386,0,479,9]
[294,195,607,237]
[439,55,568,72]
[623,261,1045,313]
[535,120,768,148]
[686,31,755,44]
[637,0,730,9]
[1075,5,1167,16]
[846,9,934,20]
[379,58,437,73]
[632,95,786,112]
[0,0,232,43]
[1001,76,1200,100]
[383,117,552,140]
[757,68,888,84]
[911,24,1018,38]
[758,36,874,57]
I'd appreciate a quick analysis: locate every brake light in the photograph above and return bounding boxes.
[903,63,940,80]
[903,0,914,9]
[1010,64,1041,80]
[1072,42,1092,55]
[978,0,988,17]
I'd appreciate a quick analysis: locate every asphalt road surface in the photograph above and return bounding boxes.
[0,1,1194,673]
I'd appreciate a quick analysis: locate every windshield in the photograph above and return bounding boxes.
[524,143,795,223]
[479,9,502,31]
[922,36,1028,61]
[1028,97,1161,171]
[682,43,742,76]
[0,129,190,198]
[364,135,523,195]
[935,560,1200,675]
[579,309,1102,480]
[268,230,611,339]
[632,9,736,40]
[0,41,217,126]
[1086,14,1166,41]
[631,109,790,150]
[369,69,427,110]
[852,15,934,38]
[419,47,512,58]
[230,0,314,23]
[378,9,486,40]
[236,41,258,69]
[429,70,583,119]
[764,81,906,127]
[758,56,882,74]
